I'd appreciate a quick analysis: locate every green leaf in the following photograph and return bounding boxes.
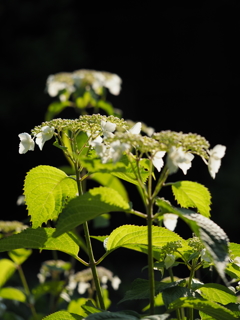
[81,155,149,186]
[54,187,130,237]
[119,278,186,304]
[24,165,78,228]
[0,259,16,287]
[45,100,72,121]
[104,225,190,256]
[97,100,114,115]
[0,287,26,302]
[84,311,140,320]
[68,298,94,317]
[0,228,80,259]
[8,248,32,265]
[42,311,83,320]
[32,280,66,300]
[171,181,211,217]
[197,283,236,305]
[91,173,129,202]
[156,199,229,284]
[167,297,238,320]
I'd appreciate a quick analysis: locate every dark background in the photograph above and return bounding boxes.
[1,0,240,312]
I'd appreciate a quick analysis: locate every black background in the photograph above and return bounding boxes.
[1,0,240,312]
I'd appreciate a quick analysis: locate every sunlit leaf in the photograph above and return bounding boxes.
[54,187,130,237]
[0,228,80,259]
[8,248,32,265]
[197,283,236,305]
[0,259,16,287]
[24,165,78,228]
[171,181,211,217]
[0,287,26,302]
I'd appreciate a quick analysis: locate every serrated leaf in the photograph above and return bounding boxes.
[0,259,16,287]
[54,187,130,237]
[42,310,83,320]
[156,199,229,284]
[0,287,26,302]
[162,286,192,308]
[0,228,80,259]
[24,165,78,228]
[105,225,189,253]
[68,298,95,317]
[167,297,238,320]
[197,283,236,305]
[91,173,129,202]
[171,181,211,217]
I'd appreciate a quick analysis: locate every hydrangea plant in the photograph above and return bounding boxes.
[0,69,239,320]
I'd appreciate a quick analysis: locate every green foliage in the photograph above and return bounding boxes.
[42,310,83,320]
[24,165,78,228]
[171,181,211,217]
[0,259,16,287]
[0,228,80,259]
[0,287,26,302]
[54,187,130,237]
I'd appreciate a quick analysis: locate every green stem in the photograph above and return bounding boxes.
[187,261,196,320]
[168,268,182,320]
[75,164,105,310]
[17,265,38,319]
[147,198,155,315]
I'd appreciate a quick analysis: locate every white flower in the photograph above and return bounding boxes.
[152,151,166,172]
[208,144,226,179]
[109,140,130,163]
[78,281,90,294]
[164,254,176,269]
[111,276,121,290]
[46,75,75,97]
[35,126,55,150]
[167,146,194,175]
[128,122,142,134]
[18,133,35,154]
[104,74,122,95]
[16,195,25,205]
[163,213,178,231]
[101,120,116,138]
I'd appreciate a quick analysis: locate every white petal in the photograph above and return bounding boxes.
[129,122,142,134]
[209,144,226,159]
[18,133,35,154]
[101,120,116,133]
[208,158,221,179]
[152,151,166,172]
[111,276,121,290]
[78,282,90,295]
[163,214,178,231]
[35,126,54,150]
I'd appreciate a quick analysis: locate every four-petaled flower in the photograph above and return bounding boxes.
[101,120,116,138]
[167,146,194,175]
[208,144,226,179]
[18,133,35,154]
[35,126,55,150]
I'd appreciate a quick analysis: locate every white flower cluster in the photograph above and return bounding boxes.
[46,69,122,98]
[18,126,55,154]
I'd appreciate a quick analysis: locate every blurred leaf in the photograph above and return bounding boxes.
[24,165,78,228]
[0,287,26,302]
[96,100,114,115]
[54,187,130,237]
[45,100,72,121]
[8,248,32,265]
[32,280,65,300]
[76,91,96,109]
[171,181,211,217]
[68,298,93,317]
[0,259,16,287]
